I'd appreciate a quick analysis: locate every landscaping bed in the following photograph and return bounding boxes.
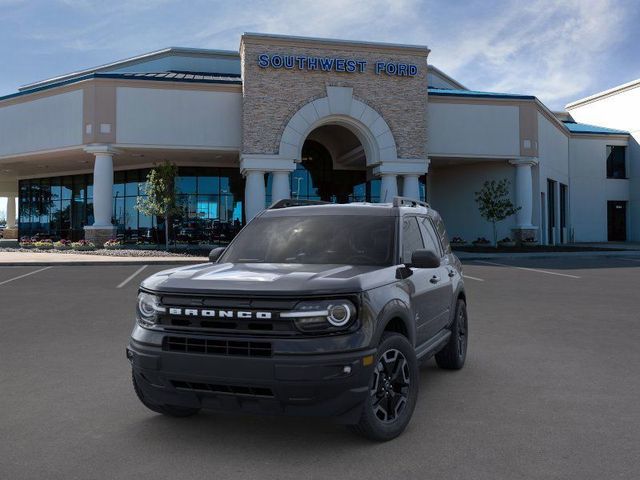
[0,247,204,257]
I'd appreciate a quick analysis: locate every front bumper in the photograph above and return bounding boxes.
[127,330,376,424]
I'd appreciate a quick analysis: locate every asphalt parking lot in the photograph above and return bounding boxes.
[1,257,639,479]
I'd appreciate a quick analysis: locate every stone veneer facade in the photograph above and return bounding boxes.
[240,34,429,160]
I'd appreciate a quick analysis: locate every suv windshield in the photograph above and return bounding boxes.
[220,215,396,266]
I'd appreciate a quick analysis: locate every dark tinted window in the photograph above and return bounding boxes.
[433,215,451,253]
[607,146,626,179]
[221,215,396,266]
[418,217,441,255]
[401,216,424,263]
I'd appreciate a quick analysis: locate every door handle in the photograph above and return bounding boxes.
[430,275,440,284]
[448,269,455,278]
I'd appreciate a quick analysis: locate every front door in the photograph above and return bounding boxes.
[607,201,627,241]
[401,217,442,345]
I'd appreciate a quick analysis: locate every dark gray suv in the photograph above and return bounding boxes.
[127,197,468,441]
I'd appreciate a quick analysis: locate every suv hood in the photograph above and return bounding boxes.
[141,262,396,295]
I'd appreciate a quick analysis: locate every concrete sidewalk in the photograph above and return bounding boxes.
[0,251,207,266]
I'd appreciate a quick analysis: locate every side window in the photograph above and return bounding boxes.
[418,217,442,256]
[402,217,424,263]
[433,216,451,254]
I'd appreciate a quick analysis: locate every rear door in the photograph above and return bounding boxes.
[417,216,454,340]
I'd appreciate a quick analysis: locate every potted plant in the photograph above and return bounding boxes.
[471,237,491,246]
[71,239,96,251]
[34,239,54,250]
[54,239,72,251]
[103,238,123,250]
[450,236,467,247]
[497,236,516,247]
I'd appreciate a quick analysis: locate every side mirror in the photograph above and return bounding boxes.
[410,249,441,269]
[208,247,226,263]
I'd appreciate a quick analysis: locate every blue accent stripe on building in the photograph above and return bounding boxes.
[427,87,536,100]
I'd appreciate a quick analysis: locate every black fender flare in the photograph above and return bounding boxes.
[372,299,416,347]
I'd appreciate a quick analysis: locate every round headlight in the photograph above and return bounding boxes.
[136,292,163,326]
[327,303,352,327]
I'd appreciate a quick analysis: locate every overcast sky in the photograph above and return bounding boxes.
[0,0,639,215]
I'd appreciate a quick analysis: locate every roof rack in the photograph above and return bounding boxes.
[268,199,331,209]
[392,196,430,209]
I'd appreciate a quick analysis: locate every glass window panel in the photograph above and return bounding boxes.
[197,195,218,220]
[176,175,197,194]
[113,171,125,198]
[86,199,94,226]
[61,177,73,200]
[198,176,218,194]
[125,170,139,196]
[60,199,71,231]
[114,197,125,230]
[87,174,94,199]
[50,177,62,203]
[125,196,138,232]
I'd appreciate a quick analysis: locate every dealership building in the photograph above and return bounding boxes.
[0,33,637,245]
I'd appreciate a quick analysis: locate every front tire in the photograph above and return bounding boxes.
[435,298,468,370]
[132,370,200,418]
[351,332,419,441]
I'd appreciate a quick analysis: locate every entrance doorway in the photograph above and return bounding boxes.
[607,201,627,241]
[293,124,381,203]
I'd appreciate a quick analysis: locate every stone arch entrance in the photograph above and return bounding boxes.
[240,86,429,220]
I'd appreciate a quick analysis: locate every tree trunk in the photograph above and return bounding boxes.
[164,210,170,251]
[492,221,498,247]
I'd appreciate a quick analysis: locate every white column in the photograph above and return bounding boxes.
[509,158,538,228]
[244,170,266,221]
[402,175,420,201]
[91,152,115,227]
[380,174,398,203]
[6,195,16,228]
[270,171,291,204]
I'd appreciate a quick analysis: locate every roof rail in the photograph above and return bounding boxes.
[392,196,430,209]
[268,199,331,209]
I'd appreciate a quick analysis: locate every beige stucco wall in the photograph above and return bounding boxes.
[240,35,428,159]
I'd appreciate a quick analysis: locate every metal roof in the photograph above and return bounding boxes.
[428,87,535,100]
[0,71,242,103]
[562,121,629,135]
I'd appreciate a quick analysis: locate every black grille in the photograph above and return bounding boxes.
[170,380,274,398]
[163,336,272,357]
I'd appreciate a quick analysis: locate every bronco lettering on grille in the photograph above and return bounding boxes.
[168,308,273,319]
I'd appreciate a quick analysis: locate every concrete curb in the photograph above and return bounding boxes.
[457,250,640,261]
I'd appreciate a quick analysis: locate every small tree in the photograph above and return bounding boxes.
[474,179,520,247]
[136,161,180,251]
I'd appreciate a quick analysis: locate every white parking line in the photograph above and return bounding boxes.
[474,260,581,279]
[117,265,148,289]
[462,274,485,282]
[621,257,640,263]
[0,266,52,286]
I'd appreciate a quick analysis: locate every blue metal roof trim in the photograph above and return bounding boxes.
[562,121,628,135]
[0,72,242,102]
[428,87,535,100]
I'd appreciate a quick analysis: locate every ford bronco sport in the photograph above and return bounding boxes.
[127,197,468,441]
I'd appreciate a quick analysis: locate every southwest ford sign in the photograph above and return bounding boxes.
[258,53,418,77]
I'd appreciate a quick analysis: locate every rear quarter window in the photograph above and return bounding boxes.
[433,215,451,254]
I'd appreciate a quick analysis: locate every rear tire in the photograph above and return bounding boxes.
[132,370,200,418]
[351,332,419,441]
[435,298,468,370]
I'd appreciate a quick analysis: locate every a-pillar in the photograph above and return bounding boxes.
[84,145,118,246]
[509,158,539,243]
